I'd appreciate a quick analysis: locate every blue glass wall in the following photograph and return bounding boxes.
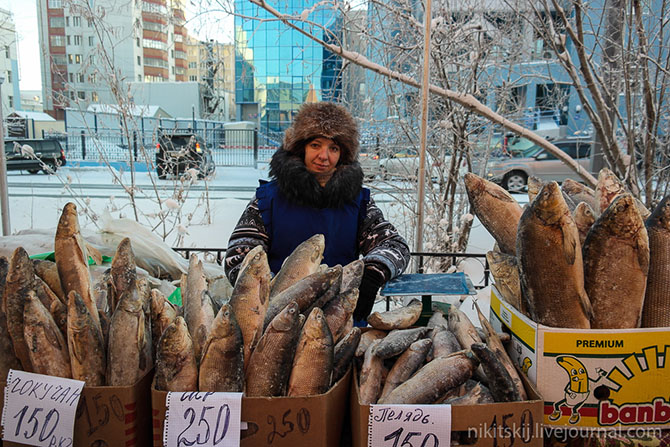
[234,0,343,132]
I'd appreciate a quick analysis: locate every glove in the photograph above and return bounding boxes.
[354,266,387,322]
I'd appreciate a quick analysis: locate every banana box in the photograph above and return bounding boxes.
[488,285,670,430]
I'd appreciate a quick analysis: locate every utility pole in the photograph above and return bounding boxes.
[0,76,10,235]
[414,0,432,264]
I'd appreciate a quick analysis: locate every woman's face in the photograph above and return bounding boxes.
[304,137,341,177]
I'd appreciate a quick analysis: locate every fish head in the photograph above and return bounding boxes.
[112,238,136,271]
[600,194,643,237]
[556,356,589,393]
[647,195,670,231]
[596,168,626,212]
[527,176,544,201]
[271,301,300,332]
[56,202,81,238]
[532,182,567,223]
[160,316,192,354]
[303,307,328,338]
[574,202,595,222]
[8,247,35,281]
[212,303,238,337]
[302,234,326,265]
[561,179,581,195]
[243,247,271,279]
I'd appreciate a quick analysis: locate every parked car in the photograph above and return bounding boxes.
[359,148,381,179]
[4,138,66,174]
[155,131,215,179]
[486,138,594,192]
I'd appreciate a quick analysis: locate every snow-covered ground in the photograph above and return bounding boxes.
[4,162,529,321]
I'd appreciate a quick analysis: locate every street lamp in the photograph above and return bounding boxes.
[0,75,10,236]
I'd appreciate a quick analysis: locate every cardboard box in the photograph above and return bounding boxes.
[1,370,153,447]
[488,285,670,430]
[151,368,351,447]
[350,366,544,447]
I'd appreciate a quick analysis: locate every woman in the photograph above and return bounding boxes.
[224,102,410,322]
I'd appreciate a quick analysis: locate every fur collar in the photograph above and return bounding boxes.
[269,148,364,208]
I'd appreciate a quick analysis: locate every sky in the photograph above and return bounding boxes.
[0,0,234,91]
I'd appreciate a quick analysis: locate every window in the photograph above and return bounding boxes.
[137,56,141,65]
[68,54,73,63]
[77,73,84,82]
[52,54,66,65]
[74,35,82,45]
[144,75,165,82]
[65,17,69,26]
[171,66,174,74]
[89,36,94,46]
[92,92,98,101]
[50,35,65,46]
[143,21,163,32]
[68,73,73,82]
[73,17,81,26]
[48,0,62,8]
[50,17,65,28]
[77,91,86,100]
[8,96,13,108]
[175,51,186,59]
[142,2,167,14]
[137,38,140,47]
[4,46,8,58]
[66,35,71,45]
[174,34,182,42]
[188,62,196,69]
[87,19,93,27]
[144,57,168,68]
[175,66,185,75]
[6,71,10,82]
[69,54,81,64]
[143,38,166,50]
[189,75,197,81]
[138,74,142,81]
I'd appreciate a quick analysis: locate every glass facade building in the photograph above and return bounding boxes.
[234,0,343,132]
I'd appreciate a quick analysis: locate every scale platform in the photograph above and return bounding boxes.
[379,272,477,325]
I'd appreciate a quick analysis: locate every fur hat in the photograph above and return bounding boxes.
[282,102,359,165]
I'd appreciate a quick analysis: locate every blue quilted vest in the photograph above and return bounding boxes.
[256,180,370,274]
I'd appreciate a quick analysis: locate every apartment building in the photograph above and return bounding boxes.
[0,8,21,114]
[36,0,188,119]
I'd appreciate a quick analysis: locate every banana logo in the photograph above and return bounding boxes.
[521,357,532,374]
[549,355,606,425]
[558,356,589,393]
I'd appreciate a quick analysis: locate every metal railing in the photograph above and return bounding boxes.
[62,128,279,167]
[171,248,490,289]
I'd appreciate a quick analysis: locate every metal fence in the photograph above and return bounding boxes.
[62,127,280,167]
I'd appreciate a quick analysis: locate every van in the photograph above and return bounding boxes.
[4,138,67,174]
[486,138,593,192]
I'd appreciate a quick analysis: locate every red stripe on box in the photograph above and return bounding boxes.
[125,402,136,411]
[126,411,137,424]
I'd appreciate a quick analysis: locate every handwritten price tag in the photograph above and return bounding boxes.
[1,369,85,447]
[164,391,242,447]
[369,404,451,447]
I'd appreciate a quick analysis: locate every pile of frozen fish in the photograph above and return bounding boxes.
[357,299,527,405]
[0,202,154,386]
[465,169,670,329]
[154,234,363,396]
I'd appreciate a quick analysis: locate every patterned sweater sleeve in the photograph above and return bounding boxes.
[358,196,411,282]
[224,196,270,285]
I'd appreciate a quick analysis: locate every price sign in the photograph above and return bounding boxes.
[2,369,85,447]
[368,404,451,447]
[164,391,242,447]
